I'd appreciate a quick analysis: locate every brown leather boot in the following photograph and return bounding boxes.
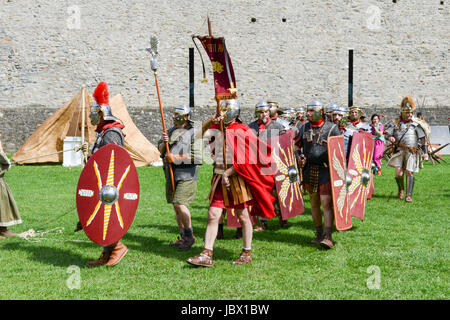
[320,227,334,249]
[106,242,128,267]
[178,234,195,251]
[86,251,111,267]
[186,249,214,267]
[169,236,184,247]
[233,249,252,265]
[310,226,323,244]
[0,227,17,237]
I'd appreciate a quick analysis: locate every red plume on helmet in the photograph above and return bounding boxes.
[93,82,109,106]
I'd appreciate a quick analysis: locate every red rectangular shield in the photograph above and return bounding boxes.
[347,131,374,221]
[328,136,352,231]
[269,130,305,220]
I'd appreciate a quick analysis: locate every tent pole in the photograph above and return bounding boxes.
[81,85,86,167]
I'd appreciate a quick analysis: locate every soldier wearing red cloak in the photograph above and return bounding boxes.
[186,99,276,267]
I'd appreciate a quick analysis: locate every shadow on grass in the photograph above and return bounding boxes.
[1,241,94,268]
[122,230,236,263]
[370,192,398,200]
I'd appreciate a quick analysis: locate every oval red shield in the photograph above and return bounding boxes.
[76,144,140,246]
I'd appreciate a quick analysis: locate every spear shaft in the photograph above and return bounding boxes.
[147,36,176,196]
[153,70,175,197]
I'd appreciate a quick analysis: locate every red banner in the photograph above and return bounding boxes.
[196,36,237,101]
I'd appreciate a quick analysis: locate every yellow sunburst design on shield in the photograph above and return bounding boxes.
[348,139,373,209]
[85,150,131,240]
[332,142,349,223]
[272,142,302,211]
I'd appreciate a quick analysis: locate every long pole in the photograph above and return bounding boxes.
[81,85,86,167]
[189,47,194,109]
[348,49,353,108]
[153,70,176,196]
[208,17,228,168]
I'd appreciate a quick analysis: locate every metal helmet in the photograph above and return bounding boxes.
[220,99,241,125]
[90,82,120,125]
[295,106,306,120]
[306,100,324,122]
[400,96,416,119]
[348,106,363,121]
[254,101,270,120]
[295,106,305,113]
[325,103,339,114]
[333,105,349,116]
[173,104,191,126]
[280,107,296,124]
[267,101,279,117]
[333,105,349,126]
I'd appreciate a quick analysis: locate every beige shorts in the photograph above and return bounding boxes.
[166,179,197,206]
[387,149,420,173]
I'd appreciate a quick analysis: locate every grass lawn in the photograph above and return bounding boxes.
[0,157,448,300]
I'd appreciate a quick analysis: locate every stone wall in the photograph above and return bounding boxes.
[0,0,448,152]
[1,104,448,154]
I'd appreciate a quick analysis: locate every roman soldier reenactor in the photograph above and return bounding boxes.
[158,105,201,251]
[343,106,371,158]
[295,100,340,248]
[294,106,307,131]
[79,81,129,267]
[325,103,338,122]
[384,96,427,203]
[332,105,349,134]
[248,101,287,229]
[268,101,290,131]
[186,99,276,267]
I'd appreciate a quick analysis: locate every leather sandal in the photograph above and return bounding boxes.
[186,249,214,267]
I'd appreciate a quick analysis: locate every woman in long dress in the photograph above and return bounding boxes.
[370,114,385,176]
[0,135,21,238]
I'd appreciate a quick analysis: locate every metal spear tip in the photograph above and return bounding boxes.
[149,36,159,55]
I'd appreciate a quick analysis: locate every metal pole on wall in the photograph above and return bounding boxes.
[348,49,353,108]
[189,47,194,109]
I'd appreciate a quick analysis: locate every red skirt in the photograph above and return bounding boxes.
[304,181,332,195]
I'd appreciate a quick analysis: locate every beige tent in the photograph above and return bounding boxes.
[12,88,160,167]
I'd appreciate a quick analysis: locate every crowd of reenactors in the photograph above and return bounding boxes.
[0,81,428,269]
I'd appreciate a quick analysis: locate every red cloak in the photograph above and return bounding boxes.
[224,121,276,219]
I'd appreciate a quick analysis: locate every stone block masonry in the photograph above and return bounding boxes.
[0,1,448,152]
[1,105,448,154]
